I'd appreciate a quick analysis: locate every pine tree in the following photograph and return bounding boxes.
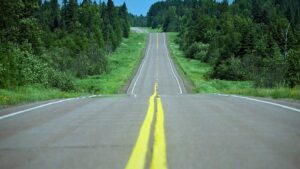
[251,0,267,24]
[65,0,78,31]
[286,49,300,88]
[0,1,22,42]
[61,0,67,30]
[120,2,130,38]
[50,0,60,31]
[107,0,115,23]
[219,0,229,13]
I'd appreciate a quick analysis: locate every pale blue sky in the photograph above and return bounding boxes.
[59,0,233,16]
[102,0,161,16]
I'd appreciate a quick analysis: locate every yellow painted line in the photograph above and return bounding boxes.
[125,83,168,169]
[125,84,157,169]
[150,97,168,169]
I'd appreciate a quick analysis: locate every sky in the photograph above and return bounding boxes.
[101,0,232,16]
[59,0,232,16]
[103,0,161,16]
[58,0,161,16]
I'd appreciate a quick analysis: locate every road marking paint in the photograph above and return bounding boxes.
[126,83,168,169]
[89,95,102,98]
[231,95,300,112]
[162,33,183,94]
[0,98,75,120]
[125,84,157,169]
[0,93,106,121]
[215,94,300,112]
[130,34,152,95]
[150,97,168,169]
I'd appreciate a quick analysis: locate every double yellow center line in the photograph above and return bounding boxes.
[125,83,168,169]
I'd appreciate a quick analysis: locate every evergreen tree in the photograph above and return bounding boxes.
[107,0,115,23]
[50,0,60,31]
[65,0,78,31]
[286,49,300,88]
[147,0,300,87]
[61,0,68,30]
[0,0,131,90]
[120,2,130,38]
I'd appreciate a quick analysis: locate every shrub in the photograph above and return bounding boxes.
[72,45,107,77]
[286,49,300,88]
[185,42,209,61]
[0,43,74,91]
[47,69,75,91]
[251,54,287,88]
[211,57,246,80]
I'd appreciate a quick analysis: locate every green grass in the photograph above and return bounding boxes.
[0,85,80,107]
[167,32,300,100]
[75,32,146,94]
[0,32,146,107]
[145,27,162,33]
[135,27,162,33]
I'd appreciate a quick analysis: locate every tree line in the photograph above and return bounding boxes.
[0,0,130,91]
[129,14,147,27]
[148,0,300,88]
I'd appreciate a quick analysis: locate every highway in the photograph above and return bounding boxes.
[1,33,300,169]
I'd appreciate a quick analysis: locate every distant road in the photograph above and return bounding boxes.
[130,27,149,33]
[1,33,300,169]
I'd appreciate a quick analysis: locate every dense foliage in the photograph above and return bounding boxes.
[148,0,300,88]
[0,0,130,91]
[129,14,148,27]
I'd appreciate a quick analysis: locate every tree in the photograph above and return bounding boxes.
[219,0,229,13]
[0,0,130,91]
[0,1,23,42]
[107,0,115,22]
[148,0,300,88]
[163,6,178,32]
[65,0,78,31]
[61,0,68,30]
[120,2,130,38]
[286,49,300,88]
[50,0,60,31]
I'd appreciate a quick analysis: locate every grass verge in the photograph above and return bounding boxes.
[167,32,300,100]
[75,32,146,94]
[0,85,80,106]
[144,27,162,33]
[0,32,147,107]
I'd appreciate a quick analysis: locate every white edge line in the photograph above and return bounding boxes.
[0,98,75,120]
[89,95,102,98]
[215,94,300,112]
[1,35,154,120]
[163,33,183,94]
[0,94,104,121]
[130,34,152,95]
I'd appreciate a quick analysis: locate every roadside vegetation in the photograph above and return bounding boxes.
[75,33,146,94]
[0,32,146,106]
[0,85,79,106]
[149,0,300,99]
[129,14,148,27]
[0,0,146,106]
[168,33,300,99]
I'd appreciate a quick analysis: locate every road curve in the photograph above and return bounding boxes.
[0,33,300,169]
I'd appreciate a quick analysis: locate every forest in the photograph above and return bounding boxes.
[129,14,147,27]
[148,0,300,88]
[0,0,130,91]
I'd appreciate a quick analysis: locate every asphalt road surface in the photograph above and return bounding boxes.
[1,33,300,169]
